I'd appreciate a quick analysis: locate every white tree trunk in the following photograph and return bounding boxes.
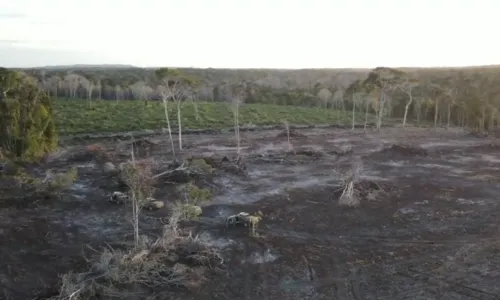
[130,147,140,248]
[446,100,452,129]
[162,98,176,158]
[177,102,183,151]
[351,95,356,131]
[132,190,140,248]
[234,104,240,156]
[416,102,421,126]
[376,92,385,131]
[193,99,200,121]
[402,94,412,128]
[364,100,369,133]
[434,99,439,129]
[87,89,93,108]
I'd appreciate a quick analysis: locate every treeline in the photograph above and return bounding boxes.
[13,65,500,130]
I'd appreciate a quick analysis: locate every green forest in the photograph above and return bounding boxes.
[9,64,500,132]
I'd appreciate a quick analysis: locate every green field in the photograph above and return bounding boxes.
[53,99,373,135]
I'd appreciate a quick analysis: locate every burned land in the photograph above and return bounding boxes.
[1,126,500,300]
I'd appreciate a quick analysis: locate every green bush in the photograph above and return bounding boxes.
[0,68,57,160]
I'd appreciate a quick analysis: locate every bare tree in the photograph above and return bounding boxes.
[80,77,94,107]
[63,73,81,98]
[363,67,406,131]
[96,79,102,100]
[317,88,332,109]
[351,93,362,131]
[346,79,365,131]
[157,85,176,159]
[398,77,420,128]
[423,82,444,129]
[363,93,376,132]
[131,81,153,105]
[198,85,214,102]
[44,76,61,98]
[155,68,197,152]
[190,87,201,121]
[226,83,246,156]
[442,73,468,129]
[114,85,123,102]
[332,88,345,117]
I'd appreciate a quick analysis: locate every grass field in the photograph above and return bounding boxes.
[53,99,375,135]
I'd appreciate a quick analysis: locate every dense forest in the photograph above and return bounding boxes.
[12,64,500,130]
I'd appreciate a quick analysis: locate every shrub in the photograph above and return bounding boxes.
[186,182,212,205]
[188,158,214,175]
[181,204,203,220]
[120,159,156,203]
[0,68,57,160]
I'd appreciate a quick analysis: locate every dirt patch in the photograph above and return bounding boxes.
[369,144,429,160]
[275,129,307,139]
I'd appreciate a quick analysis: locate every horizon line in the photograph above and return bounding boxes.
[8,63,500,70]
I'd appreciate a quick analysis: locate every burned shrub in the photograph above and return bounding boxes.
[335,156,363,207]
[154,158,216,184]
[51,226,223,300]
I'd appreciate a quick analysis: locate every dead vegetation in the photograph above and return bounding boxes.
[276,128,307,139]
[39,167,79,198]
[357,180,392,202]
[374,144,428,157]
[332,156,391,206]
[187,155,247,176]
[2,165,79,203]
[3,126,500,300]
[50,208,224,300]
[336,157,363,207]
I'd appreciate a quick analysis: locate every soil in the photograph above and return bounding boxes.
[1,127,500,300]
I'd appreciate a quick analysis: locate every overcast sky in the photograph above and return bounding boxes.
[0,0,498,69]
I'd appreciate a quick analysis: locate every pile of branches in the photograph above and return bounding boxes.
[335,157,363,207]
[50,209,224,300]
[190,155,247,177]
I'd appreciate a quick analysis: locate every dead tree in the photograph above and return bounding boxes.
[397,77,420,128]
[155,68,198,152]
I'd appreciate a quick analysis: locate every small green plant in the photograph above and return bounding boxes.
[29,167,79,199]
[12,167,40,186]
[186,182,212,205]
[46,167,78,190]
[120,158,157,248]
[181,203,203,220]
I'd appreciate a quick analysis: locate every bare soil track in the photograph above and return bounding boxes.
[1,127,500,300]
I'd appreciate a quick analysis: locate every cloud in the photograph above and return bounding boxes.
[0,43,125,68]
[0,12,27,19]
[0,39,23,45]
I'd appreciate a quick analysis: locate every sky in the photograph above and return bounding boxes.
[0,0,498,69]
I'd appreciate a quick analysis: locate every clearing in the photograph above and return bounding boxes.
[1,126,500,300]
